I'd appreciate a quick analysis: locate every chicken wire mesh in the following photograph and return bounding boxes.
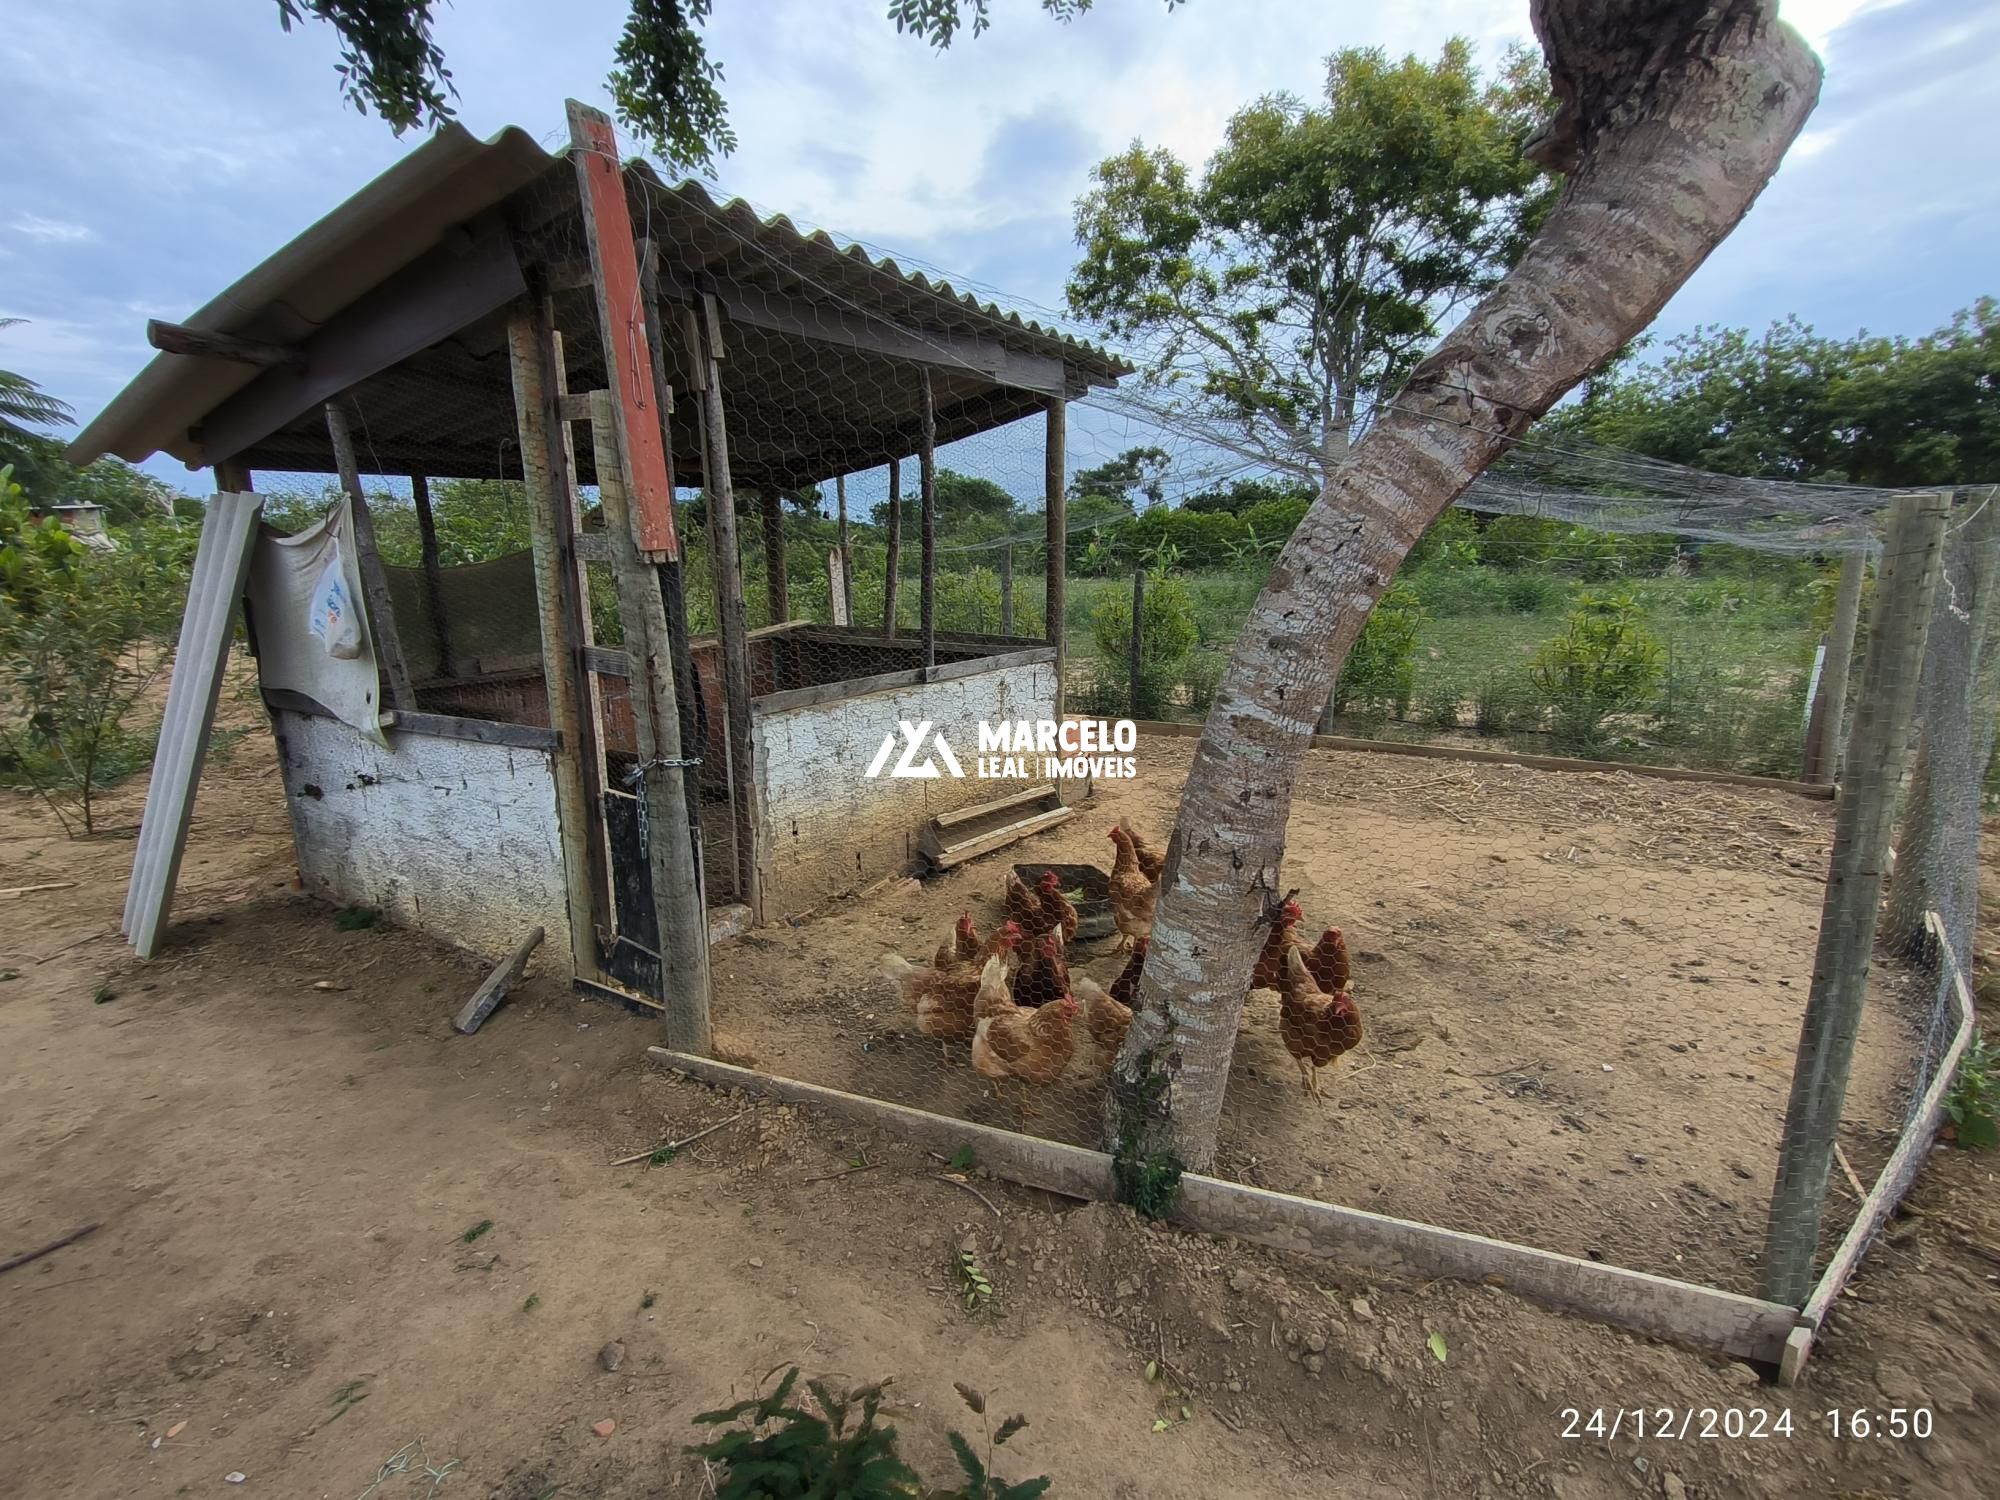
[222,137,1990,1328]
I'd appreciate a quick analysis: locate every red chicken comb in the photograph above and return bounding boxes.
[1000,919,1024,939]
[1038,869,1062,889]
[957,911,976,930]
[1283,899,1303,921]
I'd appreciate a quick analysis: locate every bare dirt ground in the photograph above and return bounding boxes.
[728,734,1916,1297]
[1,724,1995,1500]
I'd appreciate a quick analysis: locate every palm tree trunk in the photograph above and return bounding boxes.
[1107,0,1823,1172]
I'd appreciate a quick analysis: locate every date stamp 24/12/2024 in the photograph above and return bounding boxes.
[1560,1408,1937,1441]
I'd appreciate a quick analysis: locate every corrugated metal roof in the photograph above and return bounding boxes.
[69,121,1128,475]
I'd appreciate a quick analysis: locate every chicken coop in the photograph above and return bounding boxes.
[71,108,1125,1016]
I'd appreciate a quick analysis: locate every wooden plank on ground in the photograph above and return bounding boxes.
[124,491,264,959]
[925,806,1075,870]
[646,1050,1799,1362]
[453,926,546,1034]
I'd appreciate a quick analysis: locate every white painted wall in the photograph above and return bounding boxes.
[271,709,573,968]
[752,660,1056,914]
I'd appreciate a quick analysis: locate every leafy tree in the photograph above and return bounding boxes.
[0,320,73,443]
[276,0,1181,173]
[1069,446,1169,508]
[1180,475,1313,516]
[1068,40,1552,474]
[1528,592,1665,754]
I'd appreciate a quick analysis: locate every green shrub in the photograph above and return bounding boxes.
[1502,572,1565,614]
[1947,1034,2000,1149]
[1405,507,1481,570]
[1331,585,1422,719]
[1180,649,1226,717]
[688,1368,1050,1500]
[1474,671,1532,737]
[1480,514,1564,571]
[1414,681,1464,732]
[1090,574,1199,673]
[1528,593,1666,755]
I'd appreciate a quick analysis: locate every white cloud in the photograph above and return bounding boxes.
[13,214,95,245]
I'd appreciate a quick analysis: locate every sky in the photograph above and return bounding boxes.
[2,0,1991,500]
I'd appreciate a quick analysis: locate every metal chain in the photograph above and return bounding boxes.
[623,757,702,853]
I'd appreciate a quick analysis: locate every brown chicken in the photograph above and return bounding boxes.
[1073,974,1131,1075]
[1277,944,1363,1101]
[1013,930,1071,1010]
[1108,936,1149,1009]
[973,984,1079,1093]
[1036,869,1080,944]
[1106,826,1157,953]
[933,911,981,970]
[1003,869,1045,934]
[1301,926,1351,994]
[1123,825,1168,882]
[1249,899,1304,991]
[880,924,1022,1041]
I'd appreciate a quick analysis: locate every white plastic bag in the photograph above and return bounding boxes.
[307,538,362,659]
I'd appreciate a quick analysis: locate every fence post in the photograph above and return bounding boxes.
[323,400,415,711]
[918,369,938,672]
[1804,550,1866,784]
[1045,398,1068,717]
[835,473,854,621]
[883,458,902,636]
[409,473,454,678]
[1761,490,1950,1308]
[1128,567,1146,719]
[999,545,1014,636]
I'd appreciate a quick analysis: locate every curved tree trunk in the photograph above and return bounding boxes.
[1107,0,1823,1172]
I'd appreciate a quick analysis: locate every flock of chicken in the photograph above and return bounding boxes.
[879,822,1364,1109]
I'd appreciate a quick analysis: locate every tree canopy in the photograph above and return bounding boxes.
[276,0,1183,173]
[1544,297,2000,488]
[1069,446,1169,508]
[1067,39,1553,476]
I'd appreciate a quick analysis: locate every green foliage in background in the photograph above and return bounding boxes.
[1089,573,1200,716]
[1330,583,1421,718]
[1528,592,1667,754]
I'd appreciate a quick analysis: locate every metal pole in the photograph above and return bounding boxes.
[1128,567,1146,719]
[1761,490,1950,1307]
[919,369,937,672]
[1045,397,1067,716]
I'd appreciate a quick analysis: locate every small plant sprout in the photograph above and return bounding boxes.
[522,1293,540,1312]
[1428,1331,1449,1364]
[1944,1032,1998,1149]
[948,1143,976,1172]
[461,1219,493,1244]
[640,1290,658,1310]
[958,1250,995,1314]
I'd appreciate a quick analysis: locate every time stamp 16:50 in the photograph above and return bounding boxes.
[1559,1407,1935,1441]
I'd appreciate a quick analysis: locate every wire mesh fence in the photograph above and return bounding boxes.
[223,133,1993,1345]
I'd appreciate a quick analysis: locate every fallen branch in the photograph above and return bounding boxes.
[608,1107,753,1167]
[1,881,79,898]
[1,1223,100,1276]
[1834,1143,1868,1201]
[804,1153,877,1185]
[452,925,545,1035]
[936,1173,1002,1218]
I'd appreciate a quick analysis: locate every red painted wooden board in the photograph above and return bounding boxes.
[572,108,679,559]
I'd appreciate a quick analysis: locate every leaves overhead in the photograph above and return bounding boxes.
[1066,40,1555,474]
[276,0,1186,174]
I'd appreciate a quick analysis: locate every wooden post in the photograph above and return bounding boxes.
[507,309,603,980]
[635,241,708,837]
[1044,397,1067,715]
[689,295,763,923]
[999,544,1014,636]
[1761,491,1950,1307]
[323,401,415,711]
[591,389,713,1052]
[883,458,903,636]
[409,474,455,679]
[835,473,854,620]
[758,488,789,626]
[828,549,850,625]
[1128,567,1146,718]
[918,369,937,672]
[1805,550,1866,784]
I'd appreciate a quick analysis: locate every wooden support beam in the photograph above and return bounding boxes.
[759,489,790,624]
[690,294,763,923]
[652,272,1068,397]
[999,545,1014,636]
[646,1049,1797,1363]
[590,389,713,1051]
[1762,491,1950,1307]
[1805,550,1866,785]
[637,240,710,871]
[882,458,903,637]
[323,401,415,712]
[409,474,454,679]
[568,100,679,560]
[452,926,545,1034]
[918,370,938,671]
[200,227,525,465]
[147,318,301,369]
[1044,397,1067,717]
[508,308,604,980]
[835,473,854,619]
